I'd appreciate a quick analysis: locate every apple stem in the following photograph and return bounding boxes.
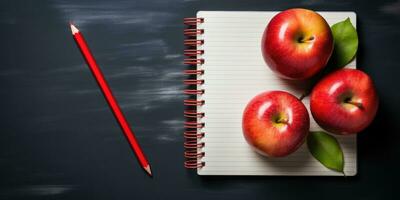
[276,118,288,124]
[298,36,315,43]
[345,100,364,109]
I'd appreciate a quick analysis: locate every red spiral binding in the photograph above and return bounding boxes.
[184,99,204,106]
[184,140,205,148]
[184,17,205,169]
[184,89,204,95]
[185,150,205,159]
[184,29,204,36]
[184,17,204,25]
[184,110,204,118]
[184,50,204,57]
[184,130,205,138]
[184,121,205,129]
[184,79,204,85]
[184,69,204,75]
[184,161,205,169]
[184,58,204,65]
[184,39,204,46]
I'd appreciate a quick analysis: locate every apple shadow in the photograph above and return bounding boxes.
[274,72,324,100]
[252,147,314,170]
[277,78,312,96]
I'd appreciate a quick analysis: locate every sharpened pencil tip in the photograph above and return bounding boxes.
[70,23,79,35]
[144,165,152,177]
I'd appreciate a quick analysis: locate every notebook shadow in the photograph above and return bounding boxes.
[358,99,399,159]
[354,19,399,159]
[195,165,358,191]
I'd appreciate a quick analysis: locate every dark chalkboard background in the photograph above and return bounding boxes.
[1,0,399,199]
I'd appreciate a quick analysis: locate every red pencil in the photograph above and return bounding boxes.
[70,23,152,177]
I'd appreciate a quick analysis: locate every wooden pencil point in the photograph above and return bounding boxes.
[144,165,152,177]
[70,23,79,35]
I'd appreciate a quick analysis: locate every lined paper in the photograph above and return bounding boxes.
[196,11,357,176]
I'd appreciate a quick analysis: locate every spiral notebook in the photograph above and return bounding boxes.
[183,11,357,176]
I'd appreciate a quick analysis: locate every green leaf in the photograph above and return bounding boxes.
[330,18,358,68]
[307,131,344,173]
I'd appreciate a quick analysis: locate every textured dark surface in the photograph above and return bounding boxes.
[0,0,399,199]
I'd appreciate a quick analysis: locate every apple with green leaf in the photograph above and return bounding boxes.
[242,91,310,157]
[261,8,334,80]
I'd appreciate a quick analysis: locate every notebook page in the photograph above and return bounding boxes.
[197,11,357,176]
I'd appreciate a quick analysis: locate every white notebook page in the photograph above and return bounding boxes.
[196,11,357,176]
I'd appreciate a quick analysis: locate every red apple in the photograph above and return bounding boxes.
[242,91,310,157]
[262,8,334,80]
[310,69,379,135]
